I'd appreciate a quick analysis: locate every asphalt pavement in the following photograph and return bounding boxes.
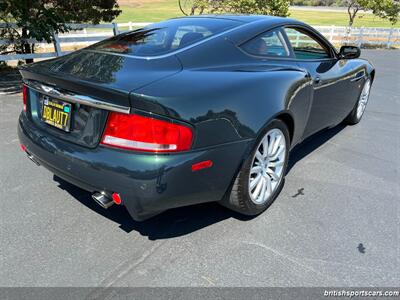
[0,50,399,288]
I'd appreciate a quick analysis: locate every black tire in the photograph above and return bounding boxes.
[345,78,371,125]
[221,119,290,216]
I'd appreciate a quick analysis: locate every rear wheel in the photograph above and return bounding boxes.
[345,78,371,125]
[222,119,290,216]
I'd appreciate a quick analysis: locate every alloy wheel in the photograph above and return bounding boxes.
[356,79,371,120]
[248,128,286,204]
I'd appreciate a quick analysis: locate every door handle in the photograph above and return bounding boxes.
[313,76,321,84]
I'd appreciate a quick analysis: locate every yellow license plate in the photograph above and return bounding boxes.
[41,96,72,132]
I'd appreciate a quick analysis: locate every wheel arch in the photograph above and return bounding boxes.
[255,111,297,150]
[275,112,295,145]
[370,69,375,82]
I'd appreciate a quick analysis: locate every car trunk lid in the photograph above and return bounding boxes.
[19,50,182,148]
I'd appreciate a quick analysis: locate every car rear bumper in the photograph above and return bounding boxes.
[18,112,251,221]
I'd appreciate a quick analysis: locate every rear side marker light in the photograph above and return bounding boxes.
[112,193,122,205]
[20,144,27,152]
[22,85,27,111]
[101,113,193,153]
[192,160,213,172]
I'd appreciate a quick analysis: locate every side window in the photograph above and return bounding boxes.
[284,28,331,60]
[171,25,213,49]
[241,29,290,57]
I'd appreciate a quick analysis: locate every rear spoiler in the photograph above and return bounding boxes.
[24,79,131,114]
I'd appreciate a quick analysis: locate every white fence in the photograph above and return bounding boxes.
[316,26,400,48]
[0,22,150,61]
[0,22,399,61]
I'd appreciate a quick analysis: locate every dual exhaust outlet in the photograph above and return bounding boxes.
[92,191,122,209]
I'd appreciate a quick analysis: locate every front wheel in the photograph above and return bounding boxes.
[221,119,290,216]
[345,78,371,125]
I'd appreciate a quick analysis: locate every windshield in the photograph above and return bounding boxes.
[89,18,241,57]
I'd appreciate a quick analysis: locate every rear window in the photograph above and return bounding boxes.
[89,18,241,57]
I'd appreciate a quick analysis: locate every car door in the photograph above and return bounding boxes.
[283,26,360,138]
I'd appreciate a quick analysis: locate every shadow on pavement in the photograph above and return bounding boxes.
[54,175,252,240]
[53,123,346,240]
[287,123,346,174]
[0,69,22,94]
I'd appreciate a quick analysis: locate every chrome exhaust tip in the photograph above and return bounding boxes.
[92,192,114,209]
[26,151,40,166]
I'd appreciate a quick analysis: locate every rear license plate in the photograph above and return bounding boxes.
[41,96,72,132]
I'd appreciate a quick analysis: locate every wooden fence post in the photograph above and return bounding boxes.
[52,31,62,56]
[358,27,364,47]
[346,26,352,45]
[112,23,119,36]
[329,25,335,43]
[387,28,394,49]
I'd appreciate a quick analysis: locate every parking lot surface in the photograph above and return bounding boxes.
[0,50,399,287]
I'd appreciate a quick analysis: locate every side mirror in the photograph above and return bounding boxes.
[339,45,361,59]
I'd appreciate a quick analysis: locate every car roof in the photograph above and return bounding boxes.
[178,14,302,25]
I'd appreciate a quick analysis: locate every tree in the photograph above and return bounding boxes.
[226,0,290,16]
[345,0,400,27]
[0,0,121,63]
[180,0,290,17]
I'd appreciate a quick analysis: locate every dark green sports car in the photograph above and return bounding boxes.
[18,15,375,221]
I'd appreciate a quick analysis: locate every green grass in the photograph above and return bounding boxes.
[115,1,182,23]
[290,10,399,28]
[114,1,399,28]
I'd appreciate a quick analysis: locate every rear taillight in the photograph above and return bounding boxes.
[101,113,193,152]
[22,85,27,111]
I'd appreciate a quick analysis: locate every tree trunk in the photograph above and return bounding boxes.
[347,2,359,28]
[21,27,34,64]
